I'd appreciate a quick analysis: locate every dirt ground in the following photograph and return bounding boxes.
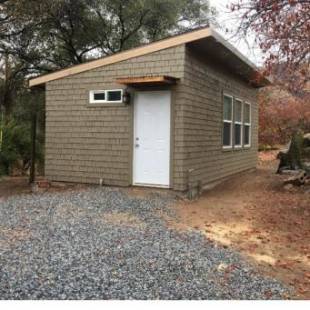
[0,176,87,201]
[0,177,32,199]
[171,151,310,299]
[0,156,309,299]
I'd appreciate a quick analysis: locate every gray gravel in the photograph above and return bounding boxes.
[0,187,290,299]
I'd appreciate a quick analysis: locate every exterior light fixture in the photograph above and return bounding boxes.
[123,89,131,105]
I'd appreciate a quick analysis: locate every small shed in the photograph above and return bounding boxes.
[29,27,269,192]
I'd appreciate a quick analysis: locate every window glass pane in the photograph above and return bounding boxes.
[235,100,242,122]
[244,125,250,145]
[223,95,232,120]
[223,122,231,146]
[107,90,122,102]
[235,124,241,146]
[244,104,250,123]
[93,92,105,101]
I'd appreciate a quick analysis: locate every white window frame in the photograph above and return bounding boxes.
[243,102,251,148]
[222,93,233,149]
[234,98,243,149]
[89,89,123,104]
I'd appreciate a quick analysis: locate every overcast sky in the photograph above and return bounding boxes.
[209,0,263,66]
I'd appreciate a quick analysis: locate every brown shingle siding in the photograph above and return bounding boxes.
[45,45,186,187]
[181,46,258,190]
[44,42,258,191]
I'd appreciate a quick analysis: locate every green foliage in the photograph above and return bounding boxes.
[1,0,214,72]
[0,118,31,175]
[0,0,214,176]
[0,71,45,175]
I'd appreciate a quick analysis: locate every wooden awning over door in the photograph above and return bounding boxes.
[116,75,179,87]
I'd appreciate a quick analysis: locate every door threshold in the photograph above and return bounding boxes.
[133,183,170,189]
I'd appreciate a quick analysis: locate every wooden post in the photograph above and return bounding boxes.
[29,111,37,184]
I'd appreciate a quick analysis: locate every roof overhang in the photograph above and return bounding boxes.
[187,32,270,88]
[116,75,179,87]
[29,27,270,88]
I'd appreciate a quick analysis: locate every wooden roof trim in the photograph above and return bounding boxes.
[29,27,212,87]
[116,75,179,85]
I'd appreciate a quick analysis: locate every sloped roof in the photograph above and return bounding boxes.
[29,27,270,88]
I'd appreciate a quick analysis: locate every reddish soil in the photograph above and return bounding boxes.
[0,177,32,199]
[171,151,310,299]
[0,176,88,201]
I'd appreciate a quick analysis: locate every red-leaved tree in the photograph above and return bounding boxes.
[231,0,310,98]
[259,87,310,147]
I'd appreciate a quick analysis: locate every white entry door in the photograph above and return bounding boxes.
[133,91,171,187]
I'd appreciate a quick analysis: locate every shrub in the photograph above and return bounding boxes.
[259,87,310,148]
[0,119,32,175]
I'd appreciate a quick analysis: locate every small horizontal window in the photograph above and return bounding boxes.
[89,89,123,104]
[107,90,122,102]
[94,91,105,101]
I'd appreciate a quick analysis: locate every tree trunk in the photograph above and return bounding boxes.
[278,131,304,172]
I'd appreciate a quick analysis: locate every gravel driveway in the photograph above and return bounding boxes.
[0,187,289,299]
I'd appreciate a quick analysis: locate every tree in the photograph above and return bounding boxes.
[0,0,214,73]
[0,55,29,118]
[0,0,215,176]
[259,86,310,148]
[0,59,45,175]
[0,0,215,117]
[90,0,213,52]
[0,0,99,72]
[230,0,310,97]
